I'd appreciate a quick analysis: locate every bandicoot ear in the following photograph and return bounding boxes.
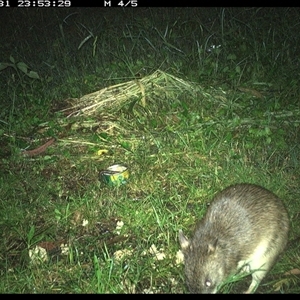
[179,229,190,250]
[207,238,218,254]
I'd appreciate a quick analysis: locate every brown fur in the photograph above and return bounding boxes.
[179,183,289,293]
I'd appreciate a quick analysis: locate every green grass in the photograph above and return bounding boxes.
[0,7,300,294]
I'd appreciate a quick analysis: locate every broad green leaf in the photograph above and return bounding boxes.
[16,61,29,74]
[28,70,40,79]
[9,55,15,63]
[0,63,11,71]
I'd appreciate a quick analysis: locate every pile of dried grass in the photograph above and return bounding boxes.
[59,69,205,117]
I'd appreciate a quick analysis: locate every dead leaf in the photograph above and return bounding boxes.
[237,87,264,99]
[284,268,300,276]
[273,278,289,291]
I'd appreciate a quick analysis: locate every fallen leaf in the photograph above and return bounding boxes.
[273,278,290,291]
[284,268,300,276]
[237,87,264,99]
